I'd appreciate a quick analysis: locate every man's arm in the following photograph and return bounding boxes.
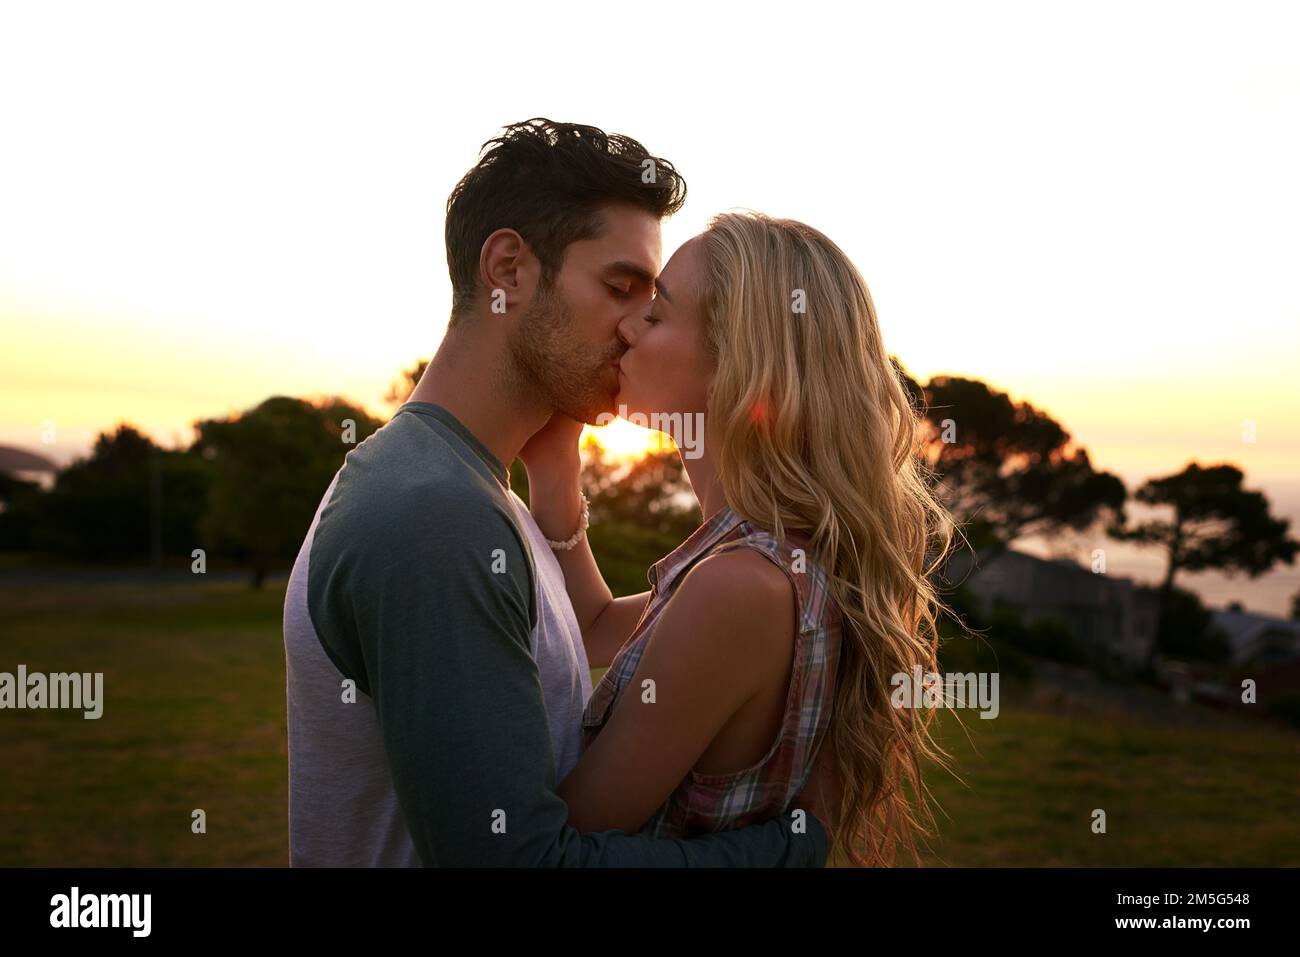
[353,491,827,866]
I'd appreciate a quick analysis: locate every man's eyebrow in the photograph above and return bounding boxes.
[605,260,656,287]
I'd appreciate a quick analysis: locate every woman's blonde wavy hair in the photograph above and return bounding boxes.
[698,210,965,867]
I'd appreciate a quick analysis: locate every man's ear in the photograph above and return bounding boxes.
[478,228,539,315]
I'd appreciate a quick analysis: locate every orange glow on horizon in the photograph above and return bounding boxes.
[581,418,678,463]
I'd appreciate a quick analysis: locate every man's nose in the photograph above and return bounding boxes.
[615,315,637,350]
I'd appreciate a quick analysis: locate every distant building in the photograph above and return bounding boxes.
[943,546,1160,668]
[1209,607,1300,666]
[0,445,59,492]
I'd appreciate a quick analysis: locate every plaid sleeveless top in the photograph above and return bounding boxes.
[581,505,842,838]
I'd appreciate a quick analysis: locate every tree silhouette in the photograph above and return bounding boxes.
[386,358,429,408]
[32,427,155,560]
[1109,462,1299,669]
[892,356,926,412]
[195,396,381,587]
[1140,583,1232,664]
[581,437,700,540]
[918,375,1128,565]
[1291,588,1300,622]
[5,425,208,562]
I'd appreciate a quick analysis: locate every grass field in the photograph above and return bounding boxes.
[1,578,1297,866]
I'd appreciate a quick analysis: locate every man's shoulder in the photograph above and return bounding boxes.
[305,414,539,663]
[323,413,523,549]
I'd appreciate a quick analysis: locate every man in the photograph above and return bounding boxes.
[284,118,831,865]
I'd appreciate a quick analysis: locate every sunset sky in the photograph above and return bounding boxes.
[2,1,1297,611]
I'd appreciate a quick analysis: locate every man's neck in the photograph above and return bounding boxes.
[407,329,551,478]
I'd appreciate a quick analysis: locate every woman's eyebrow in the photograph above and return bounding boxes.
[654,277,674,306]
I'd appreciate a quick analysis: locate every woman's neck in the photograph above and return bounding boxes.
[680,445,727,521]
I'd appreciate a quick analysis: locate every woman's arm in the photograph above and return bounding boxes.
[520,415,652,669]
[527,469,652,669]
[557,549,797,834]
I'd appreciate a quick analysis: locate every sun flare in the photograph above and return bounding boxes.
[581,418,678,463]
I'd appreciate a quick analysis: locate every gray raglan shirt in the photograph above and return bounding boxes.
[283,400,827,866]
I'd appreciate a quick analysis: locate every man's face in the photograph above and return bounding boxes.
[508,203,662,423]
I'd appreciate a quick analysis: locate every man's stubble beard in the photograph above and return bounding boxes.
[506,278,620,424]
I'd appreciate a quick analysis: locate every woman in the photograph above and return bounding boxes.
[519,211,961,867]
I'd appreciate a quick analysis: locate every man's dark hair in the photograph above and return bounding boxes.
[444,118,687,324]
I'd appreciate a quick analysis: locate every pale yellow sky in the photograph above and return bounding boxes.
[1,1,1298,608]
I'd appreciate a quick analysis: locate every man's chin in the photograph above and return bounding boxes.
[588,370,626,423]
[591,390,622,425]
[558,389,619,427]
[544,360,624,425]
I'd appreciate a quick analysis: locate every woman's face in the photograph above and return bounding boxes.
[614,235,715,421]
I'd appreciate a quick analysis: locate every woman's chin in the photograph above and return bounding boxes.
[616,377,668,422]
[613,381,634,414]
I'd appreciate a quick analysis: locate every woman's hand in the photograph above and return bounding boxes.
[519,412,585,485]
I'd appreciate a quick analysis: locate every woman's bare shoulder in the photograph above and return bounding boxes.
[657,548,797,674]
